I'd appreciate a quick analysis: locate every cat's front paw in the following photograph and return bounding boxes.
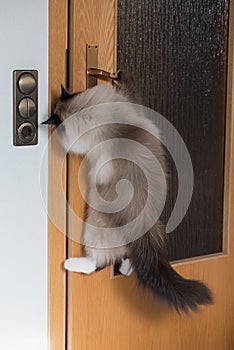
[119,258,134,276]
[64,257,97,274]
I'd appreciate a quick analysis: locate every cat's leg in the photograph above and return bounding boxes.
[64,257,97,274]
[118,258,134,276]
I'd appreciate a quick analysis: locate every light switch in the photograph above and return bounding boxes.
[17,122,36,143]
[18,97,36,118]
[13,70,38,146]
[18,73,36,95]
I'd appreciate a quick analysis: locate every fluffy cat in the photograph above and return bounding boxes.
[43,71,213,312]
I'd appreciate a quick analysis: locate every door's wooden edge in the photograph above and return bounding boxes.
[113,0,118,72]
[48,1,68,349]
[223,0,234,255]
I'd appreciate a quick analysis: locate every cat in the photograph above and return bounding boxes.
[42,71,213,312]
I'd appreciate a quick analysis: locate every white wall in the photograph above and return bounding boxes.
[0,1,48,349]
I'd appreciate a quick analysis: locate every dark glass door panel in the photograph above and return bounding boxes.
[117,0,229,260]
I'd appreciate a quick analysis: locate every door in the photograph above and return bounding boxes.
[48,1,234,349]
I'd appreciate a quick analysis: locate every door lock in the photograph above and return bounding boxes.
[13,70,38,146]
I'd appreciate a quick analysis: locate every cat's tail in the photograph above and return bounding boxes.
[128,227,213,313]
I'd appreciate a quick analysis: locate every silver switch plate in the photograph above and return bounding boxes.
[13,70,38,146]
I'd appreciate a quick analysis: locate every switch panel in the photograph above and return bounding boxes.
[13,70,38,146]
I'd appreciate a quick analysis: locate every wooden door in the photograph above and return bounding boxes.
[48,1,234,349]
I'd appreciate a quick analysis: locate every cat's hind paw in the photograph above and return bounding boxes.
[64,257,97,274]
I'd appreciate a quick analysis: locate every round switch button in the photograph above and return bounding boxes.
[18,73,36,94]
[17,122,36,143]
[18,98,36,118]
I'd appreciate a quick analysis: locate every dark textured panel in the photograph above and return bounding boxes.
[117,0,229,260]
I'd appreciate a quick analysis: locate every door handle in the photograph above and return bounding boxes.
[86,44,118,88]
[87,67,118,81]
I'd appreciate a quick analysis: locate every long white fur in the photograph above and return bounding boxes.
[54,85,164,271]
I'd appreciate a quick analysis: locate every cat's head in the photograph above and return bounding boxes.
[42,84,129,155]
[42,85,81,127]
[42,84,127,128]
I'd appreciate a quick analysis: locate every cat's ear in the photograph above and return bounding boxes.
[61,84,71,100]
[42,114,61,126]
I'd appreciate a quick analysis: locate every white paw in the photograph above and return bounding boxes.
[64,257,97,274]
[119,258,134,276]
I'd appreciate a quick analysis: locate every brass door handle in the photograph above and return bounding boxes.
[87,68,118,81]
[86,44,119,88]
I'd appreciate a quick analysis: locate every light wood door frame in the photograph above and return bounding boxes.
[48,1,68,349]
[48,0,234,349]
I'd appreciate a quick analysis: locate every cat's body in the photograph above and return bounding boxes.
[43,72,213,312]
